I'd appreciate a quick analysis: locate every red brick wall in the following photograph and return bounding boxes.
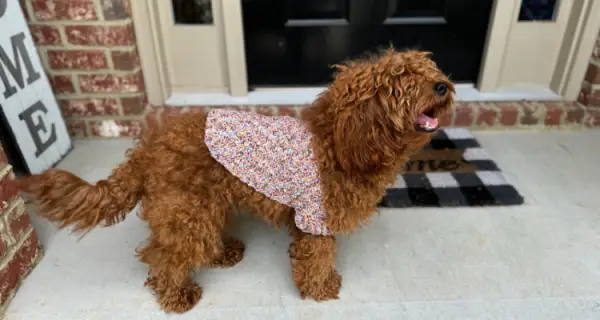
[0,146,42,316]
[22,0,147,138]
[579,31,600,108]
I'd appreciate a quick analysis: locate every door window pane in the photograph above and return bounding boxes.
[172,0,213,24]
[389,0,446,18]
[518,0,558,21]
[287,0,347,20]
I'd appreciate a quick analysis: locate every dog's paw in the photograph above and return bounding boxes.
[158,282,203,314]
[209,237,245,268]
[300,271,342,301]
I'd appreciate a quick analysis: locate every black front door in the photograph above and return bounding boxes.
[242,0,493,86]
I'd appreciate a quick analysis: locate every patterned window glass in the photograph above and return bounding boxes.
[518,0,558,21]
[172,0,213,24]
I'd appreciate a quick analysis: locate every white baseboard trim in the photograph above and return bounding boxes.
[165,84,563,106]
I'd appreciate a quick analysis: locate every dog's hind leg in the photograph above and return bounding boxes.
[136,191,243,313]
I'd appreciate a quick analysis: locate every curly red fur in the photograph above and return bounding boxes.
[14,49,454,313]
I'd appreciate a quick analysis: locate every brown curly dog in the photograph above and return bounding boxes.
[12,49,454,314]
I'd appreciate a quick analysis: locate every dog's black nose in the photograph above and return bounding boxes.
[434,82,448,96]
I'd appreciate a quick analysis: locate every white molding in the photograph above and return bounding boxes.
[221,0,248,96]
[130,1,169,105]
[477,0,518,92]
[165,84,562,106]
[556,0,600,100]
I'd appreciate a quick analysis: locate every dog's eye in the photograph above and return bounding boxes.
[434,82,448,96]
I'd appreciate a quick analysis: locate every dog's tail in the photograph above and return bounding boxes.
[7,142,147,236]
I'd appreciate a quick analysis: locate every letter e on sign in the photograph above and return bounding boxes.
[0,0,71,174]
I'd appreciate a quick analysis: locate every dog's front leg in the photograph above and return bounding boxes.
[288,233,341,301]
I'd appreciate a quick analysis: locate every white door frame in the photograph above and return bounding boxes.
[551,0,600,100]
[132,0,600,105]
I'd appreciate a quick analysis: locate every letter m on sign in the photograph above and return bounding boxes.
[0,32,41,99]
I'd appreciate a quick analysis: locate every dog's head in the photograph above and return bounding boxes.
[313,49,455,173]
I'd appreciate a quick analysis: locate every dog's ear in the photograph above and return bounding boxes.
[333,100,397,173]
[328,59,404,173]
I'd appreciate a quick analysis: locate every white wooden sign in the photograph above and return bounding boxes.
[0,0,71,174]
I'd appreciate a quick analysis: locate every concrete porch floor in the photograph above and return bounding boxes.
[7,130,600,320]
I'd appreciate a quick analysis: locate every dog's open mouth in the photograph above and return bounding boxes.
[415,109,439,133]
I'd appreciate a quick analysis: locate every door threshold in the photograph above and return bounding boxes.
[165,84,563,106]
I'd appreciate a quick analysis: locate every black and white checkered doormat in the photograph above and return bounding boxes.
[379,128,524,208]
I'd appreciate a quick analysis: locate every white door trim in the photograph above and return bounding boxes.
[477,0,519,92]
[221,0,248,96]
[132,0,599,106]
[130,1,169,105]
[551,0,600,100]
[165,84,562,106]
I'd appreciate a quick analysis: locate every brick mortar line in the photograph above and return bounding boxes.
[36,47,51,71]
[70,115,145,121]
[56,91,145,99]
[515,102,525,128]
[1,198,24,249]
[23,1,36,23]
[93,0,106,21]
[84,118,93,136]
[29,19,132,27]
[555,103,568,124]
[116,101,125,116]
[0,212,5,231]
[478,101,501,110]
[1,197,24,222]
[40,45,137,50]
[0,164,12,181]
[57,92,145,99]
[47,66,142,76]
[55,23,69,47]
[105,49,115,70]
[50,67,113,73]
[37,44,137,51]
[470,102,482,125]
[0,227,33,271]
[71,72,83,95]
[107,46,128,117]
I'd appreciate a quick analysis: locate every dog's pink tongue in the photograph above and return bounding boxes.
[416,114,438,127]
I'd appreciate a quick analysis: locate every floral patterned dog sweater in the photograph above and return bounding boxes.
[204,109,332,235]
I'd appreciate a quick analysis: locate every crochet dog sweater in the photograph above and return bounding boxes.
[204,109,332,235]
